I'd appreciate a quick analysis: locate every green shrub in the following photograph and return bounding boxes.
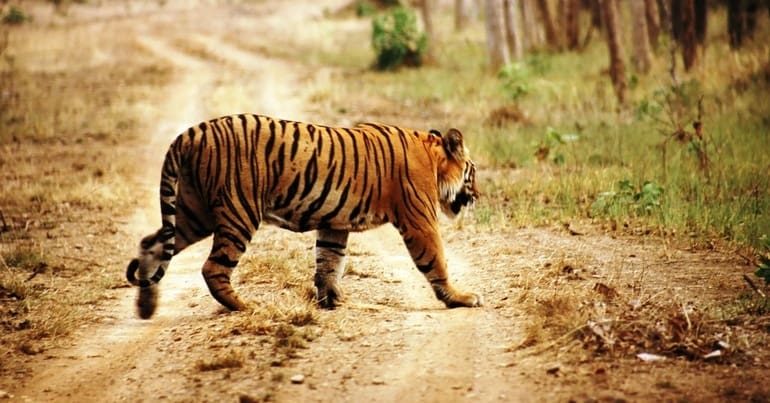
[498,63,530,101]
[592,180,665,217]
[371,6,426,70]
[356,1,377,17]
[3,6,30,25]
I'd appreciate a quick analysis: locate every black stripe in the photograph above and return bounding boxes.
[334,129,347,188]
[348,200,362,221]
[210,254,239,268]
[161,200,175,215]
[219,230,248,253]
[417,256,436,273]
[160,182,175,197]
[266,119,276,157]
[299,162,337,228]
[326,128,335,169]
[307,124,316,141]
[316,126,324,156]
[150,267,165,283]
[290,122,300,160]
[274,175,301,210]
[300,153,318,199]
[315,240,346,250]
[319,180,351,224]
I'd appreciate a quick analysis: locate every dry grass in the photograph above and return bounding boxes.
[196,349,246,372]
[497,236,769,365]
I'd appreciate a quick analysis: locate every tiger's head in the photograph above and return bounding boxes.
[434,128,479,218]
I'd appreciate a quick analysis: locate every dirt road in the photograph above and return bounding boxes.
[4,1,768,402]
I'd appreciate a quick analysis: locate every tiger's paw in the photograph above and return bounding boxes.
[315,276,345,309]
[443,291,483,309]
[316,282,345,310]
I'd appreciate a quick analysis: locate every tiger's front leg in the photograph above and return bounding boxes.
[401,226,483,308]
[314,229,349,309]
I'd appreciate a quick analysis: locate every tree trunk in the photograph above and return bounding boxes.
[485,0,510,72]
[644,0,660,49]
[503,0,523,60]
[694,0,707,45]
[745,0,760,38]
[520,0,544,50]
[601,0,626,104]
[455,0,471,31]
[420,0,436,64]
[631,0,653,73]
[678,0,697,71]
[727,0,743,48]
[535,0,560,48]
[564,0,581,50]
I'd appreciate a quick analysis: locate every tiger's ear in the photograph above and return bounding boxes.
[443,128,465,161]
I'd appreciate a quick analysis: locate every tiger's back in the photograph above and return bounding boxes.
[127,114,481,317]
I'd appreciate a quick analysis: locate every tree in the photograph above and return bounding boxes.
[694,0,707,45]
[420,0,436,64]
[727,0,761,49]
[535,0,559,48]
[563,0,581,50]
[644,0,660,49]
[455,0,472,31]
[631,0,653,73]
[601,0,626,104]
[520,0,544,51]
[485,0,510,71]
[678,0,698,70]
[503,0,523,60]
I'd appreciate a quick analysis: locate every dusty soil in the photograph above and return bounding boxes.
[1,1,769,402]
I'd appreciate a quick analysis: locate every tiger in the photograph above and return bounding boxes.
[126,113,481,319]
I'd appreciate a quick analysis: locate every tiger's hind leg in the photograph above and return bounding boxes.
[202,223,252,312]
[400,225,483,308]
[314,229,349,309]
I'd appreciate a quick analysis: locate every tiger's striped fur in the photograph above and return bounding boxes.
[126,114,481,318]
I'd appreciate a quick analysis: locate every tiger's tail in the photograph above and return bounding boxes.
[126,137,182,319]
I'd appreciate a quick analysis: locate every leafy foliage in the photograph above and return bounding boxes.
[498,63,530,101]
[2,6,30,25]
[498,55,551,101]
[592,180,664,217]
[371,6,426,70]
[533,127,578,164]
[356,1,377,17]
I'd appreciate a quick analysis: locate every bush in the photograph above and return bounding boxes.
[3,6,30,25]
[371,6,426,70]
